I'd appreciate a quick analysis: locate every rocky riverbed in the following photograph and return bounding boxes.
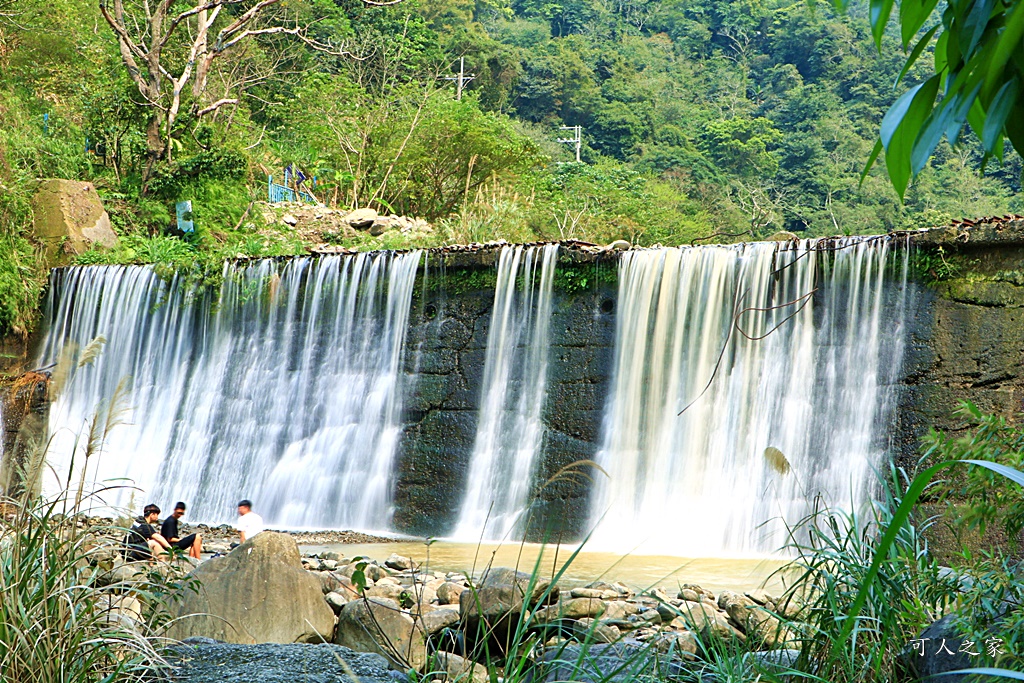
[76,521,807,681]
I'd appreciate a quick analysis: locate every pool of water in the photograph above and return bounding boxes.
[299,540,794,595]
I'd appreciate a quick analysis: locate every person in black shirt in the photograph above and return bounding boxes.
[123,503,172,561]
[160,501,203,559]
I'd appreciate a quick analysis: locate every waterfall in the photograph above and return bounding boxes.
[589,237,908,556]
[39,252,422,529]
[453,244,559,540]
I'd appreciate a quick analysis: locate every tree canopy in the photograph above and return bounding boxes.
[1,0,1022,332]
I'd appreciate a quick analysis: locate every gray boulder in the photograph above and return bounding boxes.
[459,567,557,622]
[899,614,974,682]
[335,597,427,670]
[168,532,335,644]
[524,642,688,683]
[167,642,392,683]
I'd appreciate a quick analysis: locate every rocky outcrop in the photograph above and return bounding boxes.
[31,179,118,266]
[0,371,49,498]
[168,532,335,644]
[393,264,617,540]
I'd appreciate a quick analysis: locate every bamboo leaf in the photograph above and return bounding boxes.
[895,24,941,89]
[870,0,896,49]
[984,2,1024,99]
[961,0,996,57]
[983,79,1020,153]
[860,138,884,186]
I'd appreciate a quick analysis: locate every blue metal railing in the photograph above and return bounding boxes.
[268,175,318,205]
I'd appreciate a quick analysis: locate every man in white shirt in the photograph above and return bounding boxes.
[236,499,265,543]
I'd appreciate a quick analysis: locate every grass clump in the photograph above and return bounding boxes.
[0,493,169,682]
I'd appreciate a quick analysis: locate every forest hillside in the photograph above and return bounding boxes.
[0,0,1021,333]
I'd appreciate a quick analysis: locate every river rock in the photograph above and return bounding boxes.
[98,594,143,629]
[419,606,460,634]
[365,582,405,602]
[326,591,350,613]
[431,652,489,683]
[345,208,378,230]
[167,641,392,683]
[669,601,743,641]
[168,531,335,644]
[459,567,556,622]
[535,597,606,622]
[574,618,620,643]
[651,630,698,657]
[570,587,620,600]
[437,581,466,605]
[334,597,427,670]
[898,614,974,682]
[384,553,415,571]
[601,601,636,621]
[719,590,793,648]
[525,642,687,683]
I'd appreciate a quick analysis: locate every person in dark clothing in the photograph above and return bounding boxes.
[160,501,203,558]
[123,503,171,561]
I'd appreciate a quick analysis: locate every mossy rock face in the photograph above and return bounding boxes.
[31,179,118,266]
[391,279,616,541]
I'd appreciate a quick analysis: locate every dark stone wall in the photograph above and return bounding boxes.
[390,262,617,540]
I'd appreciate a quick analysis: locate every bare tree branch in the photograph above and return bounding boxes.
[195,97,237,116]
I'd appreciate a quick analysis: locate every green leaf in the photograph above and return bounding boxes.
[881,83,925,148]
[900,0,939,47]
[895,24,941,89]
[984,2,1024,99]
[835,457,1024,660]
[870,0,896,49]
[1004,98,1024,157]
[963,459,1024,487]
[882,77,940,197]
[934,30,949,72]
[860,138,884,186]
[961,0,996,57]
[932,669,1024,680]
[982,78,1020,152]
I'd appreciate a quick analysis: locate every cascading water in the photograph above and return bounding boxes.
[453,244,559,541]
[39,251,421,529]
[589,237,908,556]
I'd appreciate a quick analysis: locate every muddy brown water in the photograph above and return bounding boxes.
[299,540,794,595]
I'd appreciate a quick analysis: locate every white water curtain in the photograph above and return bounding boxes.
[39,252,422,529]
[590,238,908,556]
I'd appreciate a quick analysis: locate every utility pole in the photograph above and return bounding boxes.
[558,125,583,163]
[442,56,476,101]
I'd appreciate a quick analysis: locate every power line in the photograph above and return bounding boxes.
[442,56,475,101]
[557,125,583,163]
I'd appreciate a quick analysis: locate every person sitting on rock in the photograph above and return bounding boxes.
[236,499,265,543]
[160,501,203,559]
[123,504,172,562]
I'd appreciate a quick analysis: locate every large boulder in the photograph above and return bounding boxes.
[899,614,974,682]
[334,597,427,670]
[344,208,378,230]
[31,179,118,265]
[167,641,393,683]
[459,567,557,622]
[168,532,335,644]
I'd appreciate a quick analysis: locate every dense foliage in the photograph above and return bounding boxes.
[1,0,1023,334]
[852,0,1024,198]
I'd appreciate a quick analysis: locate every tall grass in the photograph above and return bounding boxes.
[0,490,168,682]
